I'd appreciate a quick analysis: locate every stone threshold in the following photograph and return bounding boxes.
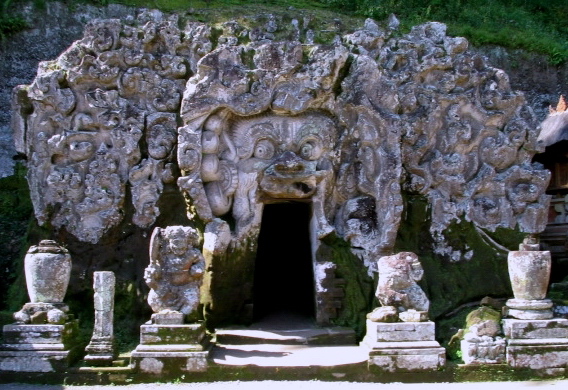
[215,327,356,346]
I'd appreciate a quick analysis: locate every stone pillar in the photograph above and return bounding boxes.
[84,271,117,366]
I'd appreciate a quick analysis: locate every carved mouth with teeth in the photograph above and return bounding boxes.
[260,151,319,199]
[261,175,317,199]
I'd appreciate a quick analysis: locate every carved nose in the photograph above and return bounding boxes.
[274,151,305,173]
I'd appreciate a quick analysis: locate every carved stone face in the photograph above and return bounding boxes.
[165,228,190,256]
[230,113,337,200]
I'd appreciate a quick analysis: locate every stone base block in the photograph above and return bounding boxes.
[84,339,116,366]
[505,299,553,320]
[131,348,209,374]
[0,351,78,373]
[2,321,78,346]
[461,337,506,364]
[0,349,76,372]
[132,322,210,374]
[0,321,79,372]
[507,339,568,371]
[503,318,568,339]
[363,320,435,345]
[139,323,207,345]
[366,341,446,372]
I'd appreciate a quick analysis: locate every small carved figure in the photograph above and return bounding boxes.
[144,226,205,322]
[375,252,429,315]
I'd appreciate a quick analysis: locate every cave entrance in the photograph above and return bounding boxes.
[253,202,315,324]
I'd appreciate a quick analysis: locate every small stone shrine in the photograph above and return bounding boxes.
[502,237,568,374]
[131,226,209,374]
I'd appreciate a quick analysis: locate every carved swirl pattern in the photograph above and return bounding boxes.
[14,14,549,264]
[15,15,211,242]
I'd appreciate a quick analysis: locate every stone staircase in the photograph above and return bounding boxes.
[211,314,368,367]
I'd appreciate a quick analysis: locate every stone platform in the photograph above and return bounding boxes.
[503,318,568,374]
[130,323,210,375]
[0,321,80,372]
[362,320,446,372]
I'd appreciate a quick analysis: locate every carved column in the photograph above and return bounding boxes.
[84,271,116,366]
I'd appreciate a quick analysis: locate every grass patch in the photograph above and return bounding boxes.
[2,0,567,63]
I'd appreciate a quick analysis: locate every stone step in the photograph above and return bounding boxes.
[215,327,356,346]
[112,358,129,367]
[211,344,369,367]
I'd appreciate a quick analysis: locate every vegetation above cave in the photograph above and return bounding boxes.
[1,0,568,64]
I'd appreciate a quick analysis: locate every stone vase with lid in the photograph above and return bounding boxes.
[24,240,72,303]
[506,235,553,320]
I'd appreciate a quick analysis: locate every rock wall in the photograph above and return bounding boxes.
[1,2,564,335]
[0,1,137,178]
[2,3,567,179]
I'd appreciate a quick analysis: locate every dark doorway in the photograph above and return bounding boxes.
[253,202,315,322]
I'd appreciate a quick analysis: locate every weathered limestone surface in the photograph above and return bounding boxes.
[13,13,550,253]
[506,249,553,320]
[131,323,209,374]
[374,252,429,316]
[458,305,506,364]
[363,321,445,372]
[11,10,552,329]
[14,240,71,325]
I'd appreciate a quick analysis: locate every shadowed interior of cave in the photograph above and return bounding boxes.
[253,202,315,323]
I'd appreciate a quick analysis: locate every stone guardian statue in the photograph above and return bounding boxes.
[144,226,205,324]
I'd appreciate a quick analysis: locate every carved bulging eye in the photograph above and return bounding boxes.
[300,143,314,159]
[299,140,322,160]
[253,139,275,159]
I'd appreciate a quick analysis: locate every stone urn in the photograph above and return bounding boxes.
[24,240,72,303]
[507,250,551,301]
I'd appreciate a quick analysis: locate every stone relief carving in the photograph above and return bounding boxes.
[13,14,549,270]
[144,226,205,321]
[13,16,211,243]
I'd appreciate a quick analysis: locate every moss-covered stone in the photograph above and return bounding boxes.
[202,237,257,329]
[395,194,519,320]
[323,235,375,339]
[0,163,33,312]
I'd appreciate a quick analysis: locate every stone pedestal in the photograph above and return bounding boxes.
[0,320,79,372]
[131,322,210,374]
[503,318,568,374]
[84,271,116,366]
[505,299,553,320]
[362,320,445,372]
